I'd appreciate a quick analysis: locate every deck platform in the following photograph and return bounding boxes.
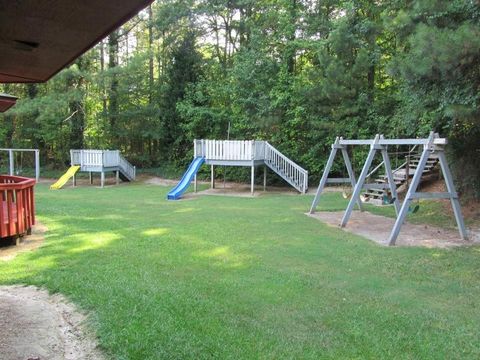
[70,150,136,187]
[194,140,308,194]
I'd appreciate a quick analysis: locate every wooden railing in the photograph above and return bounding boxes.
[0,175,36,239]
[264,142,308,193]
[194,139,266,160]
[119,154,136,180]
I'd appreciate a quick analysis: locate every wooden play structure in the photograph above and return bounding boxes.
[167,140,308,200]
[0,148,40,181]
[310,132,467,246]
[0,175,36,242]
[51,150,136,189]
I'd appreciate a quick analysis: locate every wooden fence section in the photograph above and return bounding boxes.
[0,175,36,239]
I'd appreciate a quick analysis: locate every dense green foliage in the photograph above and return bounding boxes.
[1,184,479,359]
[1,0,479,195]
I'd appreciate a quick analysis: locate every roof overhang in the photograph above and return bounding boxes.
[0,93,18,112]
[0,0,153,83]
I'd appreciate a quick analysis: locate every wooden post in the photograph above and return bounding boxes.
[251,165,255,195]
[35,150,40,181]
[72,173,76,187]
[116,170,119,185]
[101,171,105,188]
[8,150,14,175]
[211,165,215,189]
[340,135,380,227]
[194,173,198,193]
[89,172,93,185]
[263,165,267,191]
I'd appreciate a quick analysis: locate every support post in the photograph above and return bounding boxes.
[211,165,215,189]
[387,134,433,245]
[310,138,340,214]
[116,170,119,185]
[9,149,14,176]
[380,144,400,215]
[101,171,105,188]
[437,150,468,240]
[72,173,76,187]
[35,150,40,181]
[251,165,255,196]
[89,172,93,185]
[341,147,363,211]
[340,135,380,227]
[194,173,198,193]
[263,165,267,191]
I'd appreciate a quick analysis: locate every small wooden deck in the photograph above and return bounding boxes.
[0,175,35,240]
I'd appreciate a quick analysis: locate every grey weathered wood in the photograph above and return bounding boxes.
[339,138,447,146]
[251,164,255,195]
[341,147,363,211]
[388,136,433,245]
[211,165,215,189]
[101,171,105,188]
[381,145,400,215]
[437,150,467,240]
[309,138,340,214]
[35,150,40,181]
[340,135,380,227]
[263,165,267,191]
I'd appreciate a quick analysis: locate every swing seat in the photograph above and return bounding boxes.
[408,204,420,214]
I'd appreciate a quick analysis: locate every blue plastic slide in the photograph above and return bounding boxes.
[167,157,205,200]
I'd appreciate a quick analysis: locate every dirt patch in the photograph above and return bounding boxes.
[0,285,105,360]
[0,223,47,261]
[307,211,480,248]
[144,176,190,187]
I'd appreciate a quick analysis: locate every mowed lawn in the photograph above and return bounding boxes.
[1,183,479,359]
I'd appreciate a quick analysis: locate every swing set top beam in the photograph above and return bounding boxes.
[337,138,447,146]
[0,149,39,152]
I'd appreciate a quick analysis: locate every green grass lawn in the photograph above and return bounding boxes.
[1,183,479,359]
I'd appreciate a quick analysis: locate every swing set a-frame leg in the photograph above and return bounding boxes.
[340,135,380,227]
[388,144,431,245]
[310,143,338,214]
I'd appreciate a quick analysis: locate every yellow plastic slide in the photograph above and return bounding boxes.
[50,166,80,190]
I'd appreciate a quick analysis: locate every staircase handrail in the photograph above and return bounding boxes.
[118,153,136,180]
[264,142,308,193]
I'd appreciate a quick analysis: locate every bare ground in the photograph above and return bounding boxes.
[0,286,105,360]
[308,210,480,248]
[0,223,47,261]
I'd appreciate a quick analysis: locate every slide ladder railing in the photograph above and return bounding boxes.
[264,142,308,193]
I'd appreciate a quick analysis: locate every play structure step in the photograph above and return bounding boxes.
[361,153,439,205]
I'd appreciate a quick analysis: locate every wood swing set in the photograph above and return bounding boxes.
[309,132,467,246]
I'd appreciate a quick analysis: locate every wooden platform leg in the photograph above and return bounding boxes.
[211,165,215,189]
[72,173,76,187]
[251,165,255,196]
[89,172,93,185]
[263,165,267,192]
[194,173,198,193]
[101,172,105,188]
[116,170,119,185]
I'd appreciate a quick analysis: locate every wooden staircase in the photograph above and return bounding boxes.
[264,142,308,194]
[362,153,439,205]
